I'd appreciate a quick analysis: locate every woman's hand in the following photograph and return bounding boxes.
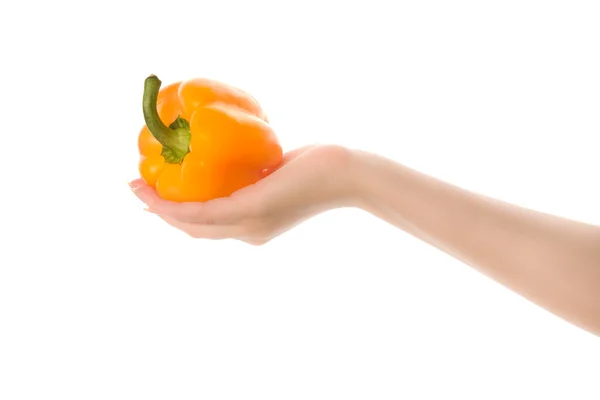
[129,144,356,245]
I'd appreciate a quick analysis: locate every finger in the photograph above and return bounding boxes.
[130,181,245,224]
[128,178,145,189]
[157,215,248,240]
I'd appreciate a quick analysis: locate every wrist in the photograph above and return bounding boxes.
[306,144,397,212]
[328,146,383,210]
[302,144,361,211]
[342,148,381,209]
[344,148,413,214]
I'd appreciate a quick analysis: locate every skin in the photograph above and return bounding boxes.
[129,144,600,337]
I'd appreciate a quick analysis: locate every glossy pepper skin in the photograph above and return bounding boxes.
[138,75,283,202]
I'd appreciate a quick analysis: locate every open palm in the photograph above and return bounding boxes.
[130,144,354,245]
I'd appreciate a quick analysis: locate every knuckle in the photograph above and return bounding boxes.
[200,217,217,226]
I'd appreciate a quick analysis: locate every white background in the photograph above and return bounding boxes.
[1,1,599,399]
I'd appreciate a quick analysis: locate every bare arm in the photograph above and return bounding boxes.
[131,144,600,336]
[349,149,600,336]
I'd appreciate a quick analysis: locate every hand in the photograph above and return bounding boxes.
[129,144,357,245]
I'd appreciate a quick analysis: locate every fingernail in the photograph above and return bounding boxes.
[128,180,143,189]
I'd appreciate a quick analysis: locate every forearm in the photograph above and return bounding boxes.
[347,149,600,335]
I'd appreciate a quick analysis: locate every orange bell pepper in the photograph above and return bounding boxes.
[138,75,283,202]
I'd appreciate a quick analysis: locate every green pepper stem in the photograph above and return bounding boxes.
[142,75,191,164]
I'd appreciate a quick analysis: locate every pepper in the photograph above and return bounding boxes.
[138,74,283,202]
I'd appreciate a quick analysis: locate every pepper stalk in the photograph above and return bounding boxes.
[142,75,191,164]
